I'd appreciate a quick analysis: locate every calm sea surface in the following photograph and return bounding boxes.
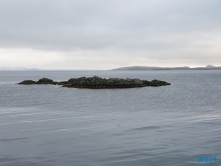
[0,70,221,166]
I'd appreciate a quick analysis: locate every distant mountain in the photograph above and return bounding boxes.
[113,65,221,70]
[205,65,216,68]
[113,66,191,70]
[0,67,40,71]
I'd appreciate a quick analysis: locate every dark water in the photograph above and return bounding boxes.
[0,70,221,166]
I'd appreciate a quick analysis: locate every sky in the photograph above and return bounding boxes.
[0,0,221,70]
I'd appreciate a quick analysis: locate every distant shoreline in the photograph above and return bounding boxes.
[112,65,221,71]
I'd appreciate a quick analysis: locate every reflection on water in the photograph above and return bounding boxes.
[0,70,221,166]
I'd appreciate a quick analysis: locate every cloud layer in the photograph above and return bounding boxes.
[0,0,221,69]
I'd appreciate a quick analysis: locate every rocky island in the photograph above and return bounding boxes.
[18,76,171,89]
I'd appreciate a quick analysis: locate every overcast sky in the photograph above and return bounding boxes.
[0,0,221,69]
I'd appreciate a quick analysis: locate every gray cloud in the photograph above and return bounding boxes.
[0,0,221,69]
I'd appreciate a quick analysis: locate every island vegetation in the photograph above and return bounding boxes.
[18,76,171,89]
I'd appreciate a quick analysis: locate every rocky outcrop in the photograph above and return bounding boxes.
[18,76,171,89]
[18,80,36,85]
[37,78,55,84]
[19,78,55,85]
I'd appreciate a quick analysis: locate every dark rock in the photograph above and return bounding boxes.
[63,76,170,88]
[37,78,54,84]
[18,80,36,85]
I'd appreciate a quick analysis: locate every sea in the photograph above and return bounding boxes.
[0,70,220,166]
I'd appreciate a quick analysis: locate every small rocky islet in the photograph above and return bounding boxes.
[18,76,171,89]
